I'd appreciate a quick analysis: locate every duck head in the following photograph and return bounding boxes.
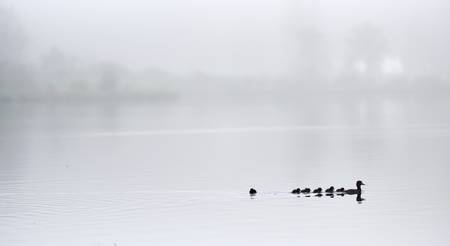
[356,180,365,189]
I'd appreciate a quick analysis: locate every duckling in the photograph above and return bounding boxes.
[344,180,365,195]
[291,188,301,194]
[300,188,311,193]
[313,188,322,193]
[325,186,334,193]
[249,188,257,195]
[336,187,345,193]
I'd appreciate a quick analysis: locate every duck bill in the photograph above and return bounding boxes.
[361,182,365,185]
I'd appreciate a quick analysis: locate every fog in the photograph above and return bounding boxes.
[2,1,450,245]
[1,0,449,100]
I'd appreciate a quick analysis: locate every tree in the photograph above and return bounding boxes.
[0,5,26,63]
[297,28,329,84]
[346,22,388,82]
[0,5,30,93]
[95,62,126,94]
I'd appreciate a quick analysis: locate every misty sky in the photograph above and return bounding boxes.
[3,0,449,77]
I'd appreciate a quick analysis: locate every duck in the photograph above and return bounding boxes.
[249,188,257,195]
[344,180,365,195]
[325,186,334,193]
[336,187,345,193]
[301,188,311,193]
[313,188,322,193]
[291,188,301,194]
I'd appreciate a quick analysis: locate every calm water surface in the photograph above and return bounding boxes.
[1,94,450,245]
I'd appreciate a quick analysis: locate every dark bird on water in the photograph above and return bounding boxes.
[291,188,301,194]
[325,186,334,193]
[344,180,365,195]
[313,188,322,193]
[301,188,311,193]
[336,187,345,193]
[249,188,257,195]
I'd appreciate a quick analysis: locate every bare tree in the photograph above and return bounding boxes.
[346,22,388,83]
[0,5,30,93]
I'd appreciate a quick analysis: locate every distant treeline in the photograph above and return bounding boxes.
[1,5,450,102]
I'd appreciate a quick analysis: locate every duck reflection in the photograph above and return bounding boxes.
[334,192,365,203]
[356,193,365,203]
[299,192,363,203]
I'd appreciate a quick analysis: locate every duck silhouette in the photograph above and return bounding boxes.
[291,188,301,194]
[336,187,345,193]
[325,186,334,193]
[344,181,365,195]
[249,188,257,195]
[301,188,311,193]
[313,188,322,193]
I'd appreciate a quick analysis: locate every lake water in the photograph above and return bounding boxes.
[1,93,450,245]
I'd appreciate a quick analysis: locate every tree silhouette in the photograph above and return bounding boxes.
[346,22,388,82]
[0,5,29,92]
[0,5,26,63]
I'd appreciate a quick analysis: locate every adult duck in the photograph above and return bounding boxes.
[313,188,322,193]
[249,188,257,195]
[344,181,365,194]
